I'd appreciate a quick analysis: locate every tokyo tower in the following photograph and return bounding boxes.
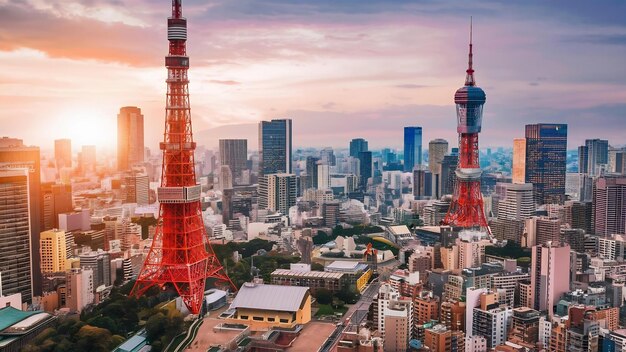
[443,20,491,234]
[131,0,235,314]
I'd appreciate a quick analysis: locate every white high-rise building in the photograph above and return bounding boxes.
[66,267,94,312]
[376,283,413,339]
[259,173,297,215]
[465,335,487,352]
[317,163,330,190]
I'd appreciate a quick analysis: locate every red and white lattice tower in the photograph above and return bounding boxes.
[131,0,236,314]
[443,20,491,235]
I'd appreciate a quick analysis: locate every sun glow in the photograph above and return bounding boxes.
[52,106,117,152]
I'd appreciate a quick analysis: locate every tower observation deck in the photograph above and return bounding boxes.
[443,20,491,235]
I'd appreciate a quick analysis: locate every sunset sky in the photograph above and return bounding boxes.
[1,0,625,152]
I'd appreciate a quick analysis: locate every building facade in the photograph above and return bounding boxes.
[524,123,567,205]
[117,106,144,171]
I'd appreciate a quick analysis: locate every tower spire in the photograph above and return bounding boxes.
[465,17,475,86]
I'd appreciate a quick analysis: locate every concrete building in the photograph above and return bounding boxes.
[492,182,534,242]
[65,267,94,313]
[40,182,72,230]
[530,242,571,316]
[429,139,449,199]
[79,249,111,290]
[512,138,526,184]
[424,324,465,352]
[270,269,346,294]
[317,163,330,190]
[472,292,512,349]
[598,235,626,261]
[219,139,247,184]
[465,335,487,352]
[226,283,310,331]
[40,229,67,273]
[0,169,34,303]
[54,138,72,170]
[0,140,42,298]
[117,106,144,171]
[593,175,626,236]
[259,173,296,215]
[122,172,149,205]
[508,307,541,346]
[383,303,410,352]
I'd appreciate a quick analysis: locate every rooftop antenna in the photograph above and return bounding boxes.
[465,16,476,86]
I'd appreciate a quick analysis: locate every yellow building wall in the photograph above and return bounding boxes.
[356,269,372,293]
[227,294,312,331]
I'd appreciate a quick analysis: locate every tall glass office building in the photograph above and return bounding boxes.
[525,123,568,205]
[403,126,422,171]
[259,119,292,177]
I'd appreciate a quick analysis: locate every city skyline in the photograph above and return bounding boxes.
[2,1,626,151]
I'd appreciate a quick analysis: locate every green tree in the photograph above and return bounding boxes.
[315,288,333,305]
[311,262,325,271]
[74,325,113,352]
[145,312,168,342]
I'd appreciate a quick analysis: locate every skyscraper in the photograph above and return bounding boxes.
[305,156,319,190]
[259,173,296,215]
[122,172,150,205]
[512,138,526,184]
[0,139,41,297]
[317,163,330,190]
[440,153,458,196]
[117,106,145,171]
[429,139,448,199]
[593,175,626,236]
[79,145,96,173]
[492,182,534,242]
[0,169,34,302]
[525,123,567,205]
[530,242,571,316]
[358,151,372,190]
[219,139,247,184]
[404,127,423,171]
[259,119,292,176]
[578,145,588,174]
[349,138,368,158]
[54,138,72,170]
[41,182,73,230]
[584,138,609,176]
[40,229,67,273]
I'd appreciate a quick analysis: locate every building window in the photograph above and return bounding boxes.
[253,316,264,321]
[268,317,275,322]
[280,319,289,323]
[239,315,248,320]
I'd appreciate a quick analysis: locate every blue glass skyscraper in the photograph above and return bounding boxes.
[259,119,292,177]
[403,126,422,171]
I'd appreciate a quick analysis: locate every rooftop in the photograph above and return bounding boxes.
[0,307,39,332]
[272,269,344,280]
[388,225,411,236]
[230,283,310,312]
[115,335,147,352]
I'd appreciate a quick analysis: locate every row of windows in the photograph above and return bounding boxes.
[237,315,290,324]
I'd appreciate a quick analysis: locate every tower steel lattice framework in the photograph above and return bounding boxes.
[131,0,236,314]
[443,21,491,234]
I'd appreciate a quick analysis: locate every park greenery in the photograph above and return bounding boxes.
[24,281,185,352]
[211,238,300,287]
